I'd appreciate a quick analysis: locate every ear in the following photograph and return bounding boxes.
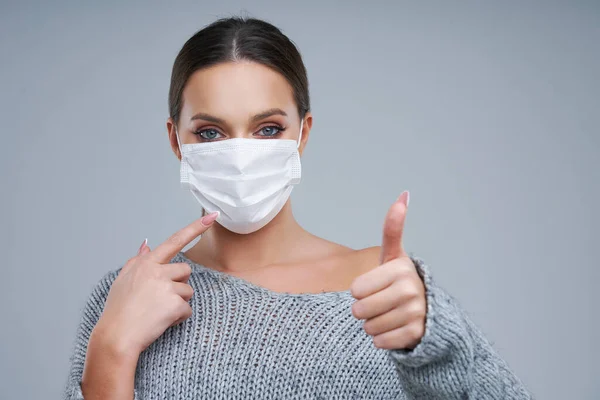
[166,118,182,161]
[298,112,313,157]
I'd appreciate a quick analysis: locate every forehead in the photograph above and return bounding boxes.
[181,61,297,120]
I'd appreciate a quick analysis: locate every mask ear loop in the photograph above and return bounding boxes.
[297,119,305,149]
[175,125,207,222]
[174,125,183,154]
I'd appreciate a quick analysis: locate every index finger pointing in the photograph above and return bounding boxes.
[149,211,219,263]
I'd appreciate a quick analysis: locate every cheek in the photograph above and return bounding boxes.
[281,126,300,141]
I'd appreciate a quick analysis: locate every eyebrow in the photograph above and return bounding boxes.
[190,108,288,124]
[250,108,288,122]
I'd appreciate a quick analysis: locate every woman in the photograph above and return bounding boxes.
[64,16,532,399]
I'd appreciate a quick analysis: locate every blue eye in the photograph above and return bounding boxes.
[195,128,222,140]
[257,125,284,137]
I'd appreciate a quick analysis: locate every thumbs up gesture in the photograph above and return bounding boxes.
[350,191,426,350]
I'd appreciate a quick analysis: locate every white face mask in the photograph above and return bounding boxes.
[175,120,304,234]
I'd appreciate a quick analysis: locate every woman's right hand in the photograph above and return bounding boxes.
[91,211,219,359]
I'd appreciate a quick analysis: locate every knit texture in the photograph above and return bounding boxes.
[64,252,532,399]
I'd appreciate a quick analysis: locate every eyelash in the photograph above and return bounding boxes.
[193,125,287,140]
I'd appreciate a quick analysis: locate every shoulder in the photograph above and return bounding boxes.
[345,246,382,275]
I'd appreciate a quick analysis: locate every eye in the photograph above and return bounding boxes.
[256,125,285,138]
[194,128,224,141]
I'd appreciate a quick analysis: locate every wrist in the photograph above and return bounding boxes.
[90,320,141,367]
[82,323,139,399]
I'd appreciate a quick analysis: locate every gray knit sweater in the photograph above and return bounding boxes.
[64,252,532,399]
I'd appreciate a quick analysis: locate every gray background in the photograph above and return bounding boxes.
[1,1,598,399]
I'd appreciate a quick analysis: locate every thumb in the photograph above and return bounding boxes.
[120,238,150,275]
[137,238,151,256]
[380,191,410,264]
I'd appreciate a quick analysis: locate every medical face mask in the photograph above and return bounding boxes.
[175,121,303,234]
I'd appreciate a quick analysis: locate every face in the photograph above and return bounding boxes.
[167,61,312,158]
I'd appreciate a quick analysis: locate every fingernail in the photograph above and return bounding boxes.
[201,211,219,226]
[397,191,410,207]
[137,238,147,254]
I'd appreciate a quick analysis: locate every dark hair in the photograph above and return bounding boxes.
[168,17,310,126]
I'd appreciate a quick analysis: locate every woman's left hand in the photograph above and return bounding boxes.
[350,191,427,350]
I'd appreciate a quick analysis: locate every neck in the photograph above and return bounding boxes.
[185,200,309,273]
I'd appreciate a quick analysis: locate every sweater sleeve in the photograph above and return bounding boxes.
[62,268,140,400]
[387,255,534,399]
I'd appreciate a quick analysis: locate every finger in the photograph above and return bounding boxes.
[169,301,193,327]
[139,240,151,256]
[372,322,424,350]
[164,262,192,283]
[149,212,219,263]
[380,191,409,264]
[137,238,148,256]
[170,317,186,328]
[350,258,412,300]
[139,244,151,256]
[351,280,403,320]
[171,282,194,302]
[362,301,424,336]
[121,239,150,274]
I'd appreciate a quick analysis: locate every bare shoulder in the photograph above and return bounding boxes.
[344,246,382,276]
[301,234,382,283]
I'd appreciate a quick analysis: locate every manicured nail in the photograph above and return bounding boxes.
[201,211,219,226]
[137,238,147,254]
[397,191,410,207]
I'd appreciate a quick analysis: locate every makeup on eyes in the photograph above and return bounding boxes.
[192,122,288,141]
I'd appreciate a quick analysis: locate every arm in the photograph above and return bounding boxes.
[387,255,533,399]
[62,269,140,400]
[63,216,215,399]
